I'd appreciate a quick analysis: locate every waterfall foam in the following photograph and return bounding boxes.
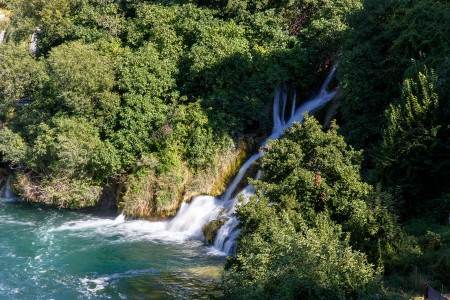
[30,29,39,53]
[113,210,126,224]
[167,196,222,238]
[166,67,337,254]
[0,14,5,44]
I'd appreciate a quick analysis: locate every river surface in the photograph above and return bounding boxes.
[0,198,224,299]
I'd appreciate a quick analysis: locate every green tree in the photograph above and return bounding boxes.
[8,0,127,52]
[111,93,168,170]
[5,116,119,209]
[0,0,9,8]
[0,127,27,165]
[112,41,179,169]
[116,42,177,97]
[46,41,120,133]
[338,0,450,150]
[31,117,105,176]
[376,68,450,215]
[0,44,48,115]
[8,0,76,44]
[223,213,380,299]
[71,0,125,40]
[256,116,370,228]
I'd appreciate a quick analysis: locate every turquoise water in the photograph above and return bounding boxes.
[0,198,225,299]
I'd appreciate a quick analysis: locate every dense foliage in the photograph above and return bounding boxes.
[337,0,450,293]
[376,68,450,217]
[221,0,450,296]
[338,0,450,219]
[338,0,450,151]
[0,0,356,210]
[222,117,418,298]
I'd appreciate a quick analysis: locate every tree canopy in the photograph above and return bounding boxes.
[0,0,359,209]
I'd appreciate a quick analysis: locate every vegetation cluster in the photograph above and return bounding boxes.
[0,0,346,213]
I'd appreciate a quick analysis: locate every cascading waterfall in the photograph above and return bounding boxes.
[0,67,336,258]
[0,31,5,44]
[167,196,223,238]
[167,66,337,254]
[0,14,5,44]
[29,27,41,54]
[0,176,17,201]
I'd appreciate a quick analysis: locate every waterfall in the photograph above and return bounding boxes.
[167,196,222,237]
[167,67,337,254]
[0,31,5,44]
[29,27,41,54]
[30,32,38,53]
[113,210,126,224]
[0,14,5,44]
[0,176,17,202]
[220,153,260,203]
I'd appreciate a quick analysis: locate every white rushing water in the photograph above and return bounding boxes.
[0,176,17,202]
[29,27,41,53]
[166,67,337,255]
[0,31,5,44]
[0,13,5,44]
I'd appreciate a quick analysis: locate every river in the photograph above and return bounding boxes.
[0,198,224,299]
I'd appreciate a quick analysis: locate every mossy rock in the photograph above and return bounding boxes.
[202,217,229,244]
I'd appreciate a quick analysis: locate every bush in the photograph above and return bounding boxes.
[223,214,380,299]
[0,127,27,165]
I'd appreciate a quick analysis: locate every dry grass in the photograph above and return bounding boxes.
[0,9,10,31]
[120,164,189,219]
[13,172,102,208]
[183,138,248,201]
[14,172,45,203]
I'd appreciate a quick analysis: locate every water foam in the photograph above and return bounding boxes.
[80,268,159,294]
[51,214,195,245]
[0,216,35,226]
